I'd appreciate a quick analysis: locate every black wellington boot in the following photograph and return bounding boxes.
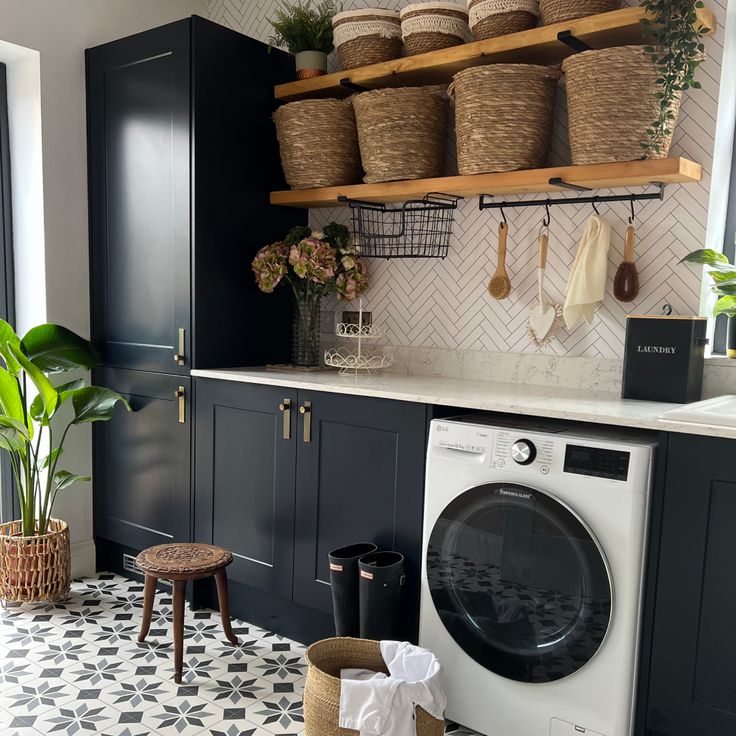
[358,551,405,641]
[328,543,378,637]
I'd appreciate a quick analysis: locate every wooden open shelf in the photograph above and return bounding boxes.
[270,158,702,208]
[274,6,716,102]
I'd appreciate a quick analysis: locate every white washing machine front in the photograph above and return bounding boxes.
[420,417,655,736]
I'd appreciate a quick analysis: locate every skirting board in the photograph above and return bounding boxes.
[71,538,96,578]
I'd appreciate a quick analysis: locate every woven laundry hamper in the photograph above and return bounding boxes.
[468,0,539,41]
[400,3,470,56]
[352,86,449,183]
[273,99,362,189]
[304,637,446,736]
[451,64,559,174]
[333,9,403,71]
[540,0,622,26]
[562,45,681,164]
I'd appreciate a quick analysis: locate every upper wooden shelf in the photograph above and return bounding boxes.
[270,158,702,208]
[274,6,716,101]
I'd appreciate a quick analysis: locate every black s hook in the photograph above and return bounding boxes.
[591,196,600,215]
[628,195,636,224]
[542,200,551,228]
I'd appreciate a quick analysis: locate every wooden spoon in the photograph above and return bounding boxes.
[489,222,512,300]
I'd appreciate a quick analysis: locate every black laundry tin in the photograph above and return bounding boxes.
[622,315,708,404]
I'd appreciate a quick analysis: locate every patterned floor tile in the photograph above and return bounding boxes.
[37,700,119,734]
[0,707,44,736]
[247,692,304,735]
[144,698,220,735]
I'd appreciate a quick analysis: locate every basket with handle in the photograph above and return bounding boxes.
[333,9,403,71]
[468,0,539,41]
[400,2,470,56]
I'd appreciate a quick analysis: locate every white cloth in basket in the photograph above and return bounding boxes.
[339,640,446,736]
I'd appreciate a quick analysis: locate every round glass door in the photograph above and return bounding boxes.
[427,483,612,683]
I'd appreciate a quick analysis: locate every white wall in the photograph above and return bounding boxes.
[0,0,205,575]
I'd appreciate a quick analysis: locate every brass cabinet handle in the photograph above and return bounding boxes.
[278,399,291,440]
[173,327,186,365]
[299,401,312,443]
[174,387,185,423]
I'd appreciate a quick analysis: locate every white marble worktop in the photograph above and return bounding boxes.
[191,368,736,440]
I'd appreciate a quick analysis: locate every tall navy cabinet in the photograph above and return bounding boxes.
[87,17,305,563]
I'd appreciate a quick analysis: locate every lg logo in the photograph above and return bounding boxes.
[435,425,449,433]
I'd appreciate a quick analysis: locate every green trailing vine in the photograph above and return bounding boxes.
[640,0,711,157]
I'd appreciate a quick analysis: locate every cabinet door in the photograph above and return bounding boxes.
[87,20,191,374]
[646,434,736,736]
[293,391,427,636]
[194,379,298,599]
[93,368,191,551]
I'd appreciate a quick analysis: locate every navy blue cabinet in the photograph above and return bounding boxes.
[643,433,736,736]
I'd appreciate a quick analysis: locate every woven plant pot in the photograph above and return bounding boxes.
[304,637,446,736]
[0,519,70,603]
[539,0,621,25]
[562,45,681,164]
[468,0,538,41]
[353,86,448,183]
[273,99,362,190]
[333,9,403,71]
[400,3,469,57]
[451,64,559,174]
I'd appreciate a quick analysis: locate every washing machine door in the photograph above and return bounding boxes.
[427,482,612,683]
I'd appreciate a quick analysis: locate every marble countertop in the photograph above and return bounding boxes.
[191,368,736,440]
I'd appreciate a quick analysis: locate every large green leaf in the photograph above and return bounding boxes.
[0,367,24,424]
[21,324,100,374]
[0,320,21,375]
[9,343,58,418]
[681,249,729,266]
[30,378,86,424]
[0,415,29,452]
[41,447,62,470]
[53,470,91,492]
[71,386,131,424]
[713,295,736,317]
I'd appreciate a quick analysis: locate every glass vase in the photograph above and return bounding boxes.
[292,294,321,368]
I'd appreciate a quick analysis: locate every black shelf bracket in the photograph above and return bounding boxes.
[340,78,369,93]
[557,30,593,53]
[549,177,591,192]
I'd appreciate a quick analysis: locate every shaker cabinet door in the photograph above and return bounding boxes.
[87,20,191,374]
[194,379,298,600]
[93,367,191,551]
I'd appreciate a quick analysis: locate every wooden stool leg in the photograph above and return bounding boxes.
[172,579,187,684]
[214,569,239,646]
[138,574,157,642]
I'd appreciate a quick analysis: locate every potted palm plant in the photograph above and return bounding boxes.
[682,248,736,357]
[0,321,130,602]
[269,0,337,80]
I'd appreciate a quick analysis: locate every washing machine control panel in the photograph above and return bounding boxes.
[492,432,554,474]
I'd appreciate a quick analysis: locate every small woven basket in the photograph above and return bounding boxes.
[451,64,559,174]
[304,637,446,736]
[400,3,469,57]
[0,519,70,603]
[273,99,362,189]
[539,0,622,25]
[468,0,539,41]
[562,45,681,164]
[353,86,449,183]
[333,9,403,71]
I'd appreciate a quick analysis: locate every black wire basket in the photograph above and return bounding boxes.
[342,194,461,259]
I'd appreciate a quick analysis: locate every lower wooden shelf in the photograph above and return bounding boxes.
[270,158,702,208]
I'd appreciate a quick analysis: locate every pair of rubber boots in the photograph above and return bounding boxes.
[328,543,405,640]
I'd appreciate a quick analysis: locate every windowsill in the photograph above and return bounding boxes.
[706,355,736,367]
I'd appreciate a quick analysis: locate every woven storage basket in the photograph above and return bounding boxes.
[562,46,681,164]
[333,9,403,71]
[0,519,70,603]
[400,3,469,57]
[468,0,539,41]
[540,0,621,25]
[451,64,559,174]
[304,637,446,736]
[273,99,362,189]
[353,86,448,183]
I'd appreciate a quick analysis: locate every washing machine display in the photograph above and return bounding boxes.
[427,482,611,684]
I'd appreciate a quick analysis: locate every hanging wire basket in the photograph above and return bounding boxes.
[342,193,461,259]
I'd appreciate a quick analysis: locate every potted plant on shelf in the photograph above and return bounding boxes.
[682,247,736,357]
[252,223,368,367]
[0,321,130,603]
[269,0,337,80]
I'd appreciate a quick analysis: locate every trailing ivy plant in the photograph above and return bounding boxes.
[640,0,710,157]
[268,0,338,55]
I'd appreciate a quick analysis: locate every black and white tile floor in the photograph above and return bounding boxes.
[0,573,479,736]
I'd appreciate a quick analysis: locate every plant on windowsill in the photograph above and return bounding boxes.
[0,321,130,603]
[682,248,736,357]
[252,223,367,368]
[268,0,338,80]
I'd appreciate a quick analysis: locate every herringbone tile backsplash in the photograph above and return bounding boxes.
[206,0,726,359]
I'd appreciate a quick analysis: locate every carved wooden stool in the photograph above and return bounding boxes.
[135,543,238,683]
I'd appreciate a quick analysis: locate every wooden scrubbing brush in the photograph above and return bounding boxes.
[488,222,512,300]
[614,223,640,302]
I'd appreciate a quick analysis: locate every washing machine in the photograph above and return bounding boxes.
[419,415,656,736]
